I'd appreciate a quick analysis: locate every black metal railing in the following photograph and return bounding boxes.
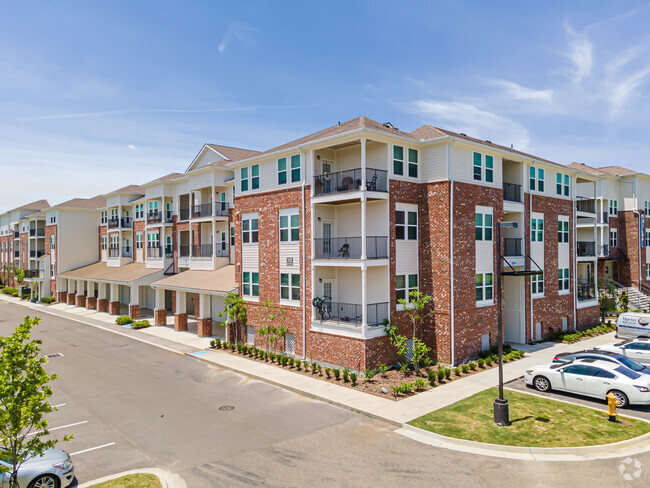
[179,208,190,221]
[108,247,120,258]
[576,197,596,214]
[577,241,596,257]
[577,283,597,301]
[165,245,173,258]
[366,302,389,327]
[192,202,213,218]
[192,244,213,258]
[503,182,522,203]
[108,218,119,229]
[14,250,19,258]
[179,245,190,257]
[122,246,132,258]
[314,236,389,259]
[24,269,41,279]
[314,301,389,327]
[313,167,388,196]
[503,238,522,257]
[147,246,162,258]
[599,245,610,257]
[214,201,229,217]
[29,228,45,237]
[165,211,173,223]
[29,250,45,258]
[148,211,162,223]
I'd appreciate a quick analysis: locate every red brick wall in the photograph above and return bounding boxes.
[618,211,640,287]
[577,305,600,330]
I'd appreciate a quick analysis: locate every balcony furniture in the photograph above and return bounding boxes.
[338,243,350,258]
[314,168,388,196]
[314,236,388,259]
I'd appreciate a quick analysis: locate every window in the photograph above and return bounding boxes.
[529,167,544,192]
[251,164,260,190]
[280,213,299,242]
[645,201,650,216]
[230,224,235,247]
[646,264,650,280]
[49,211,56,224]
[101,235,107,250]
[50,264,55,278]
[240,167,248,192]
[646,230,650,247]
[50,235,55,250]
[136,232,143,249]
[396,210,417,240]
[558,268,570,292]
[558,219,569,243]
[473,152,494,183]
[290,154,300,183]
[277,157,287,185]
[609,200,618,216]
[476,273,494,303]
[242,271,259,297]
[147,232,160,248]
[532,272,544,295]
[610,228,618,248]
[408,149,418,178]
[135,204,144,219]
[396,274,418,303]
[531,218,544,242]
[100,211,107,224]
[475,211,493,241]
[280,273,300,301]
[556,173,570,196]
[393,145,404,175]
[242,218,259,244]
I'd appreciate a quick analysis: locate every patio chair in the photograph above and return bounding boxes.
[337,176,354,191]
[366,173,377,191]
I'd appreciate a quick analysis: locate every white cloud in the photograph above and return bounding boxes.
[218,22,257,54]
[489,80,554,102]
[563,22,593,84]
[127,144,136,150]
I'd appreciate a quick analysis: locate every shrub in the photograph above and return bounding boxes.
[454,367,462,376]
[461,364,470,374]
[437,369,445,382]
[342,368,350,382]
[392,385,401,398]
[311,362,318,374]
[364,368,376,381]
[317,364,322,375]
[215,338,222,349]
[288,357,294,367]
[378,362,389,377]
[210,339,217,348]
[295,359,301,371]
[20,293,31,300]
[427,369,437,386]
[444,368,451,380]
[41,296,55,304]
[325,367,331,379]
[399,362,410,373]
[477,358,485,368]
[229,343,236,351]
[132,320,150,329]
[333,369,340,380]
[270,353,277,363]
[485,357,493,366]
[350,372,358,386]
[116,315,133,325]
[401,381,413,393]
[414,377,427,390]
[469,362,477,371]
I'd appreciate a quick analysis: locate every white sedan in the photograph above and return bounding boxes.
[524,358,650,408]
[596,338,650,366]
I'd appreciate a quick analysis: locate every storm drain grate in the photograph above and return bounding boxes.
[44,353,64,359]
[218,405,235,412]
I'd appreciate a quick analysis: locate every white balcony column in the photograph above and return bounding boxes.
[130,284,139,306]
[77,280,85,296]
[98,282,107,300]
[176,290,187,314]
[155,288,165,310]
[110,283,119,302]
[199,293,211,319]
[360,137,367,190]
[361,265,368,338]
[212,185,216,216]
[66,279,74,294]
[361,193,367,260]
[87,280,95,298]
[212,220,216,261]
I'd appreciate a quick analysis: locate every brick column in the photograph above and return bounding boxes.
[57,291,67,303]
[86,296,97,309]
[154,308,167,326]
[109,301,120,315]
[129,304,140,319]
[197,317,212,336]
[66,293,76,305]
[75,294,85,307]
[97,298,108,313]
[174,313,188,331]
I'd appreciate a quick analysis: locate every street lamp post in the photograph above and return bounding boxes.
[494,221,518,427]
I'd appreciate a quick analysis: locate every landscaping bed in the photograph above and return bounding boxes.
[408,387,650,447]
[87,473,161,488]
[548,322,615,344]
[209,339,525,401]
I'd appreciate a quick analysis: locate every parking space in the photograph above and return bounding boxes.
[505,377,650,421]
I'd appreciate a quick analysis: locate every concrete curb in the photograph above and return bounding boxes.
[77,468,186,488]
[397,423,650,461]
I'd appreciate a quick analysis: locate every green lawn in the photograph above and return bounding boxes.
[408,388,650,447]
[88,473,161,488]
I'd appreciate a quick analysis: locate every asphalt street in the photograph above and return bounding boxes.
[1,301,649,488]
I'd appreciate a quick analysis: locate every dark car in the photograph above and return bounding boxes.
[552,350,650,375]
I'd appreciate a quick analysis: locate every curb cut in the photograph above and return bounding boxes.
[77,468,186,488]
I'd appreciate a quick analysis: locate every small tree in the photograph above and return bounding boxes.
[598,281,617,322]
[259,300,286,355]
[618,290,629,313]
[217,293,247,345]
[0,316,72,488]
[14,268,24,287]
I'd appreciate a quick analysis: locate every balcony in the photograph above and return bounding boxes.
[503,238,522,257]
[577,241,596,257]
[108,247,120,258]
[576,197,596,214]
[29,228,45,237]
[24,269,41,279]
[314,168,388,196]
[122,246,132,258]
[503,183,522,203]
[179,245,190,258]
[577,283,596,302]
[192,244,213,258]
[313,301,389,327]
[313,236,389,259]
[13,231,19,238]
[179,208,190,221]
[147,211,162,224]
[29,250,45,258]
[165,210,173,224]
[598,212,609,224]
[214,202,229,217]
[191,202,212,218]
[108,217,132,229]
[14,250,19,258]
[147,246,162,259]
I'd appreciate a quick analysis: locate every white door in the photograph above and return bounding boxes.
[322,221,333,257]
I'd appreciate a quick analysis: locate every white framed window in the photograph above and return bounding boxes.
[476,273,494,304]
[473,152,494,183]
[408,149,418,178]
[475,211,493,241]
[396,274,418,304]
[280,273,300,302]
[242,217,258,244]
[558,268,570,293]
[147,232,160,249]
[393,145,404,176]
[532,272,544,296]
[558,218,569,243]
[645,201,650,216]
[531,218,544,242]
[242,271,259,297]
[111,208,118,219]
[396,210,417,240]
[49,211,56,224]
[280,211,299,242]
[136,232,143,249]
[646,264,650,280]
[100,211,107,224]
[101,235,107,250]
[290,154,301,183]
[50,264,55,278]
[646,229,650,247]
[610,228,618,248]
[135,203,144,219]
[277,157,287,185]
[609,200,618,216]
[556,173,570,197]
[230,223,235,247]
[50,235,55,250]
[529,167,544,192]
[241,164,260,192]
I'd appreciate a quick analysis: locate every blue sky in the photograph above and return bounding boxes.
[2,1,650,211]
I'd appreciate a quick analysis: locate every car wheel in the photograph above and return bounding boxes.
[609,390,629,408]
[29,474,60,488]
[533,376,551,392]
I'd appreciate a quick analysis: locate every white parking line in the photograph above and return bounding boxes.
[70,442,115,456]
[27,420,88,436]
[53,403,66,408]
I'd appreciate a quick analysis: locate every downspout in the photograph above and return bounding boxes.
[301,152,307,360]
[447,142,455,365]
[572,178,578,331]
[529,173,534,342]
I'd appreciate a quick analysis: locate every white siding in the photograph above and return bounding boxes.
[450,144,502,188]
[420,144,448,182]
[475,206,493,274]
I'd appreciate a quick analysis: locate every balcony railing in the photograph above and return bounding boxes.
[14,250,19,258]
[192,202,213,218]
[576,197,596,214]
[29,250,45,258]
[313,236,389,259]
[503,238,522,257]
[313,301,389,327]
[577,241,596,257]
[599,245,610,258]
[13,231,19,238]
[29,228,45,237]
[503,182,522,203]
[214,202,229,217]
[313,168,388,196]
[24,269,41,279]
[122,246,132,258]
[108,247,120,258]
[577,283,597,302]
[147,246,162,259]
[179,245,190,257]
[165,211,173,223]
[147,211,162,224]
[192,244,213,258]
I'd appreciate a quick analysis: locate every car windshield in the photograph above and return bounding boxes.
[614,340,632,346]
[615,366,641,379]
[615,356,645,371]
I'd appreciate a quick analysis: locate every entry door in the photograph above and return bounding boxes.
[503,276,523,343]
[220,232,227,252]
[322,221,333,257]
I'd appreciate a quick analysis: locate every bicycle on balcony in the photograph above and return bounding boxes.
[312,295,332,321]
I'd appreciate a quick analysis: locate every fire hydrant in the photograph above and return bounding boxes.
[606,392,618,422]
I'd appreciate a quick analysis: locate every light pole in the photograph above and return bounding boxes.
[494,221,518,427]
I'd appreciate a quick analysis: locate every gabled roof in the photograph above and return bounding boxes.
[597,166,638,177]
[565,162,609,176]
[186,144,260,173]
[151,265,236,294]
[105,184,145,196]
[54,195,107,210]
[143,172,184,185]
[15,199,50,211]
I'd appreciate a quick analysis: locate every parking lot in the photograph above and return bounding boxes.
[505,377,650,421]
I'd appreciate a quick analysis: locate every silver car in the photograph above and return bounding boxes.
[0,447,74,488]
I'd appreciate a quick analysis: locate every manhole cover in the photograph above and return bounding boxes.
[218,405,235,411]
[44,353,64,359]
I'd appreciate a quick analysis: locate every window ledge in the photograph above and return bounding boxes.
[243,297,259,303]
[559,291,571,296]
[476,300,495,308]
[532,294,545,299]
[279,300,300,308]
